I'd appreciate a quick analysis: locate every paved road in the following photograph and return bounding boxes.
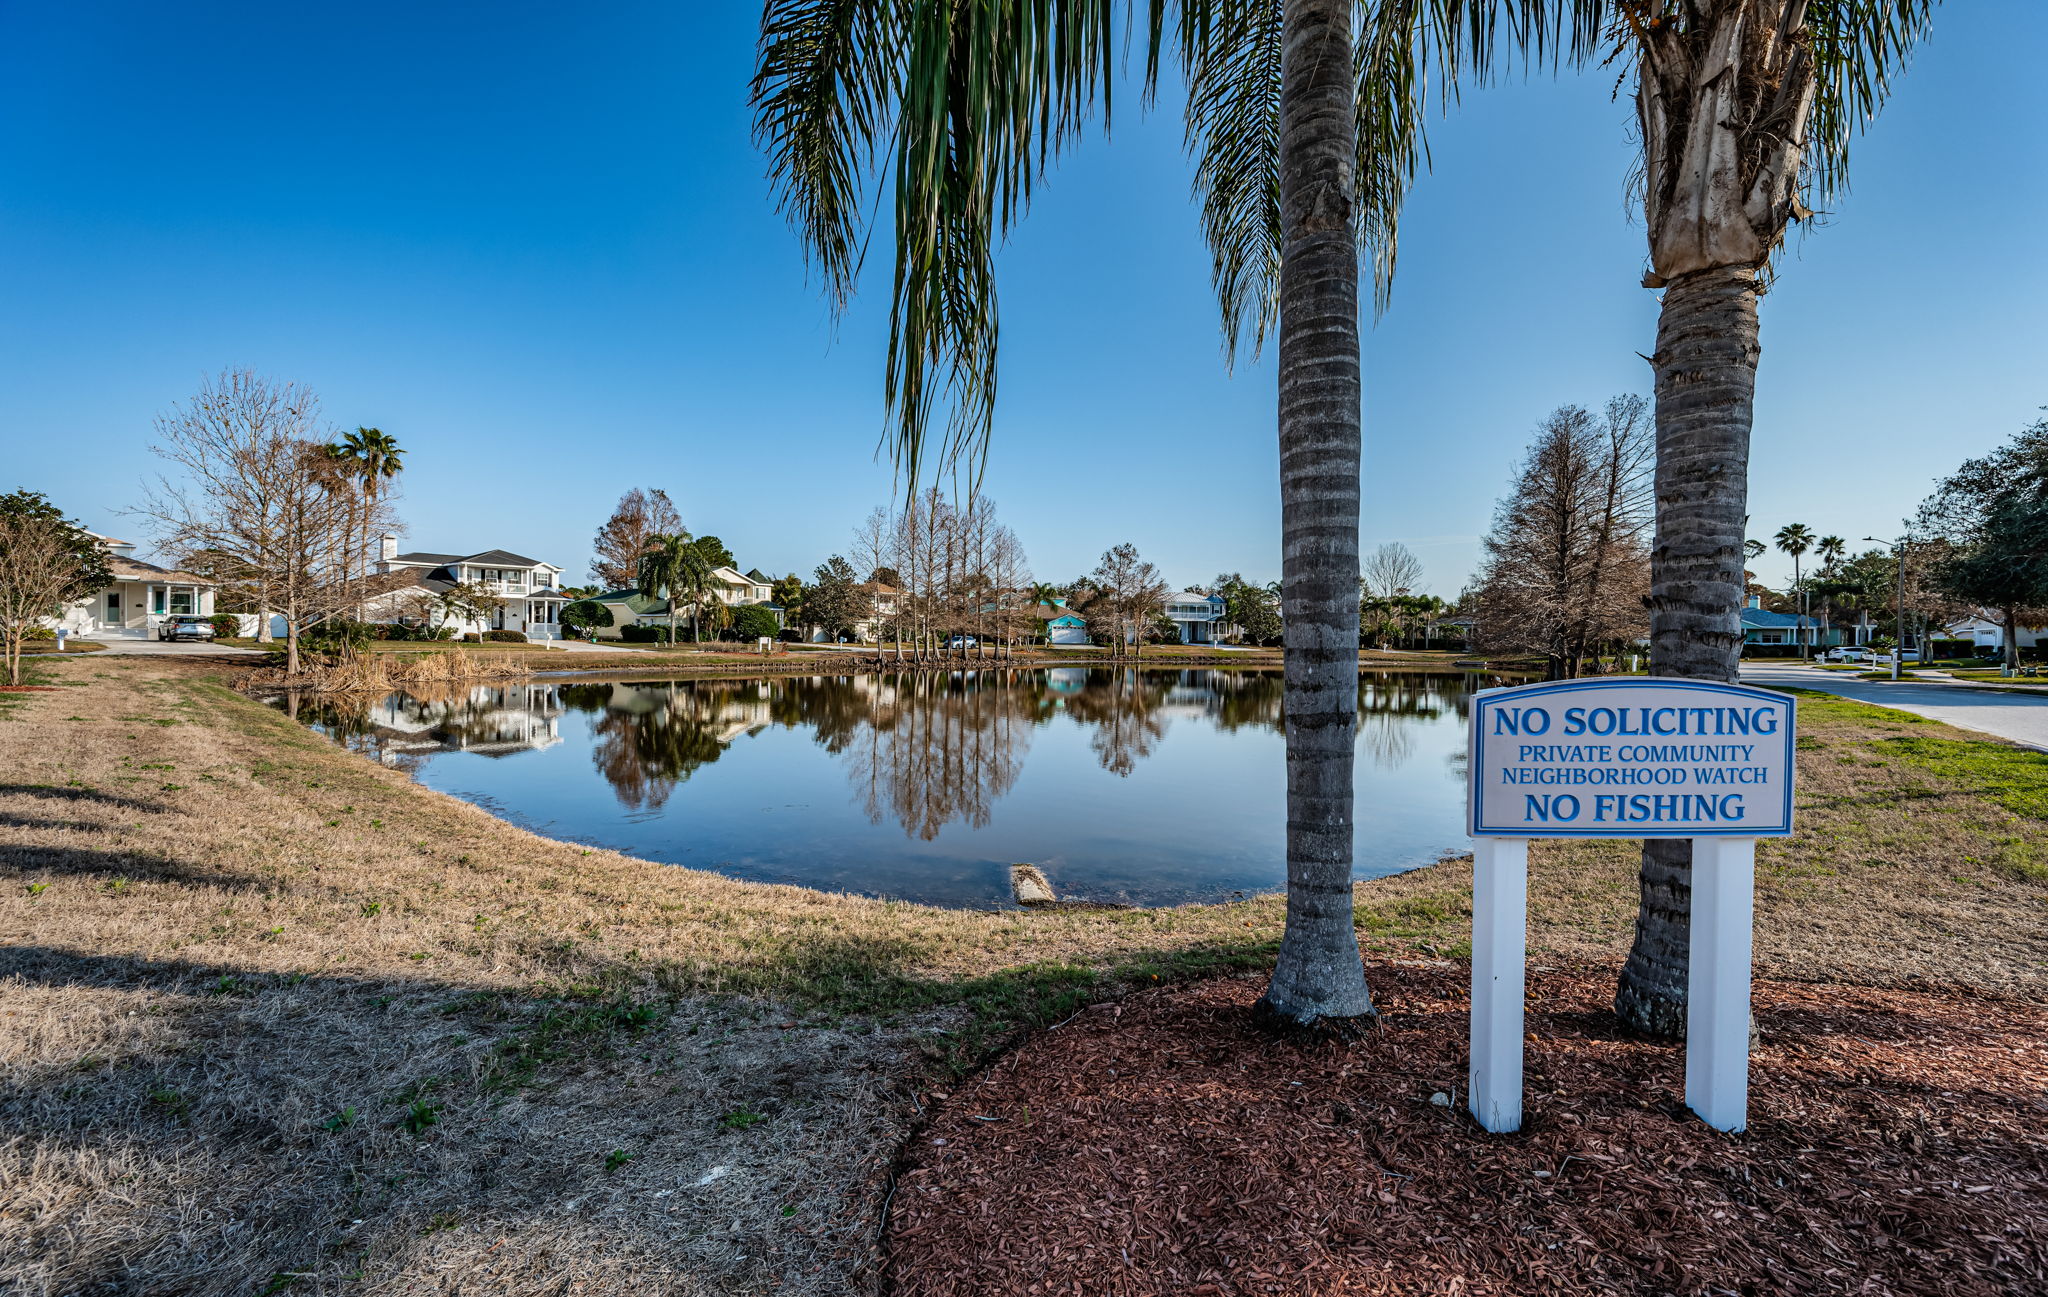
[1740,661,2048,750]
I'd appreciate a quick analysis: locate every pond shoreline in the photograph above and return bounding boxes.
[266,666,1498,909]
[228,647,1527,697]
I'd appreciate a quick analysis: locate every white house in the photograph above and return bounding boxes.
[845,581,903,642]
[365,536,568,639]
[709,566,775,609]
[350,684,565,762]
[55,533,218,639]
[1163,591,1227,645]
[1946,611,2047,654]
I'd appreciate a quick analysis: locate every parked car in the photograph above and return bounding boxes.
[157,615,217,642]
[945,635,978,649]
[1821,647,1873,664]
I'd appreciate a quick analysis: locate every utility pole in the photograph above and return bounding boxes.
[1894,552,1907,681]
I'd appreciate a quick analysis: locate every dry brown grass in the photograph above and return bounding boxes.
[2,660,2044,1295]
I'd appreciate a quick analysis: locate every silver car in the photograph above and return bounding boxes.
[157,615,217,642]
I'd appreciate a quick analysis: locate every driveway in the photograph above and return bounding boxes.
[1740,661,2048,751]
[77,637,268,657]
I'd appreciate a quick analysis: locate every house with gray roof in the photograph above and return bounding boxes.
[55,532,219,638]
[577,566,780,640]
[366,535,568,639]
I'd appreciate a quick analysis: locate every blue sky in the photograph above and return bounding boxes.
[3,3,2041,595]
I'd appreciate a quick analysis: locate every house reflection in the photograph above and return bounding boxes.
[288,684,565,764]
[282,667,1507,842]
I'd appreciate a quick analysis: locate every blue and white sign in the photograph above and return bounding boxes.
[1467,677,1796,839]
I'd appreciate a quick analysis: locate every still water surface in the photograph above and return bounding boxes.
[276,668,1502,908]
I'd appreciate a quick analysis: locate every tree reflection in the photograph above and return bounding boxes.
[840,672,1037,839]
[576,680,758,812]
[275,668,1496,838]
[1061,668,1173,776]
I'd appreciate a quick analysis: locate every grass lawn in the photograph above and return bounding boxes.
[2,661,2043,1294]
[1946,668,2048,686]
[18,640,109,656]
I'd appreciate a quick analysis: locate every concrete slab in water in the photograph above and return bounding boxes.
[1010,863,1055,906]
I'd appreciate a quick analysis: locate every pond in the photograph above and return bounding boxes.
[272,667,1508,909]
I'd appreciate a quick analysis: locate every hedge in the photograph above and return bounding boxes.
[731,605,780,641]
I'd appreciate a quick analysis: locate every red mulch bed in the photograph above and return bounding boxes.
[887,964,2048,1296]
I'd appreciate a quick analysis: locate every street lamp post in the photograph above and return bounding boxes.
[1865,536,1908,682]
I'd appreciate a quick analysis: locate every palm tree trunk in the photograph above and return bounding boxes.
[1615,265,1760,1040]
[1255,0,1373,1033]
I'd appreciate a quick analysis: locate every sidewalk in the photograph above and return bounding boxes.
[1739,661,2048,750]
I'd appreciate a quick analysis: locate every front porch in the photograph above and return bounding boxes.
[61,579,215,639]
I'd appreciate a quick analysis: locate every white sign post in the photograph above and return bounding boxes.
[1465,677,1795,1134]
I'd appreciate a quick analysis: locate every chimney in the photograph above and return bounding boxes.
[379,534,398,562]
[1747,594,1762,610]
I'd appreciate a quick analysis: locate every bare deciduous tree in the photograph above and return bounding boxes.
[1470,397,1653,680]
[1360,542,1423,601]
[1090,543,1169,658]
[591,488,684,589]
[136,369,391,674]
[871,490,1029,660]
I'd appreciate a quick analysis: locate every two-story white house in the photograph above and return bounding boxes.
[365,536,568,639]
[845,580,903,642]
[1163,591,1228,645]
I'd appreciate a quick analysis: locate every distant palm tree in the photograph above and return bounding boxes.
[1775,523,1816,657]
[1815,535,1847,647]
[321,427,404,613]
[639,532,710,645]
[333,427,404,500]
[1816,535,1846,576]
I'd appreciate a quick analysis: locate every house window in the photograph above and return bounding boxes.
[169,589,195,615]
[1756,630,1785,645]
[151,589,167,614]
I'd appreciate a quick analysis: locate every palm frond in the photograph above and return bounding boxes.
[757,0,1120,486]
[753,0,904,309]
[1180,0,1282,364]
[1804,0,1937,209]
[1354,0,1432,316]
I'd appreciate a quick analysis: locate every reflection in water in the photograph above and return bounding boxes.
[276,669,1504,907]
[294,684,567,762]
[842,673,1036,839]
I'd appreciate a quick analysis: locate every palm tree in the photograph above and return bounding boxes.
[639,532,710,645]
[1816,535,1846,576]
[321,427,405,612]
[1615,3,1935,1039]
[750,0,1589,1032]
[1815,535,1847,646]
[1774,523,1815,656]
